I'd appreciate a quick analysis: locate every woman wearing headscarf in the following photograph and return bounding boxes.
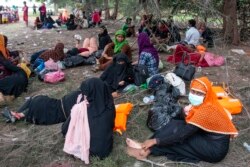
[0,34,20,64]
[2,78,115,159]
[133,32,159,76]
[0,54,29,105]
[94,29,132,71]
[39,43,65,62]
[126,77,238,163]
[100,53,134,95]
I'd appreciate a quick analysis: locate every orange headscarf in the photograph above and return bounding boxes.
[186,77,238,136]
[0,34,10,59]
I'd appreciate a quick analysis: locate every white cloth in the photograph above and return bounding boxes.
[63,94,90,164]
[164,73,186,95]
[184,27,200,46]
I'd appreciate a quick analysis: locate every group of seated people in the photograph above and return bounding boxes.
[0,16,235,165]
[166,19,221,67]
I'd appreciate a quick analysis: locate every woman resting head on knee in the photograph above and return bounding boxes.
[126,77,238,163]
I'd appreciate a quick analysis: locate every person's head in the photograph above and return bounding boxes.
[114,53,130,65]
[115,30,126,42]
[35,17,40,22]
[138,32,151,49]
[198,22,206,33]
[188,77,209,106]
[54,43,64,52]
[42,2,45,6]
[69,14,74,19]
[23,1,26,5]
[188,19,196,27]
[99,25,108,34]
[126,17,132,24]
[76,13,80,18]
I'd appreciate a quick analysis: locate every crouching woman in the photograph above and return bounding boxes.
[126,77,238,163]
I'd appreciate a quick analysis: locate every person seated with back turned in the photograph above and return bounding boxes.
[133,32,159,76]
[126,76,238,163]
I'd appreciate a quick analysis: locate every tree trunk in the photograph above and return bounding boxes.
[152,0,161,18]
[103,0,110,19]
[54,3,58,15]
[111,0,119,20]
[223,0,239,45]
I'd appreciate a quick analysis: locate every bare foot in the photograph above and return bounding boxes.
[126,138,142,149]
[126,147,146,160]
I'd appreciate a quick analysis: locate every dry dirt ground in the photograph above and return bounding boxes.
[0,18,250,167]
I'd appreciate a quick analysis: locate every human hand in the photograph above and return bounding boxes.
[141,139,157,150]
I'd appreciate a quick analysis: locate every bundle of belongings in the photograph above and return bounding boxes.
[146,73,186,131]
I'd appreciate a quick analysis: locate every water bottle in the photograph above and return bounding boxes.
[195,66,203,78]
[143,95,155,104]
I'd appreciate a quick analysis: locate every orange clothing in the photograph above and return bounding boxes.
[196,45,206,54]
[186,77,238,136]
[0,34,10,59]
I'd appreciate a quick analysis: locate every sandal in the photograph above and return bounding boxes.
[2,107,16,123]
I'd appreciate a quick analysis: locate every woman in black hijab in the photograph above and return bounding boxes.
[61,78,115,159]
[100,53,134,95]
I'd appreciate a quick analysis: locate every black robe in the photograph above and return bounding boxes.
[100,53,134,92]
[150,119,230,163]
[0,56,28,97]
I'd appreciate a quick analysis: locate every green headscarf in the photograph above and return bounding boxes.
[113,30,128,54]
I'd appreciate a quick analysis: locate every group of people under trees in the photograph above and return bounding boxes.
[34,7,102,31]
[0,12,236,164]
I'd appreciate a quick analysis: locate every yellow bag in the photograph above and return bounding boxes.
[114,103,133,135]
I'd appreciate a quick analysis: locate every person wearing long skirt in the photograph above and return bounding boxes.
[126,77,238,163]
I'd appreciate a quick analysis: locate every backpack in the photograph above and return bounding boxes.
[133,65,149,86]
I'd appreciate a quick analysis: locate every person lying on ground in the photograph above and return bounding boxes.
[77,37,98,57]
[132,32,159,76]
[94,30,132,72]
[39,43,65,62]
[126,76,238,163]
[166,43,209,67]
[100,53,134,98]
[2,78,115,126]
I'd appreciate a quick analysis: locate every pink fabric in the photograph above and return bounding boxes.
[204,52,225,66]
[44,70,65,83]
[63,95,90,164]
[45,58,59,70]
[167,44,209,67]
